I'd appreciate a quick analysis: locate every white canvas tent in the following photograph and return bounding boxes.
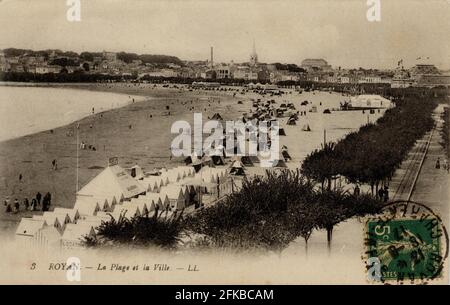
[140,176,160,192]
[61,223,96,248]
[33,226,61,249]
[112,204,141,219]
[53,208,81,223]
[73,197,100,216]
[77,165,146,201]
[160,186,186,210]
[16,218,47,238]
[130,165,144,180]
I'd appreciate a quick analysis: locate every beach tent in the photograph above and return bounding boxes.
[160,186,186,210]
[130,165,144,180]
[112,204,141,219]
[140,177,159,192]
[240,156,254,167]
[249,155,260,164]
[229,160,246,176]
[271,159,288,168]
[211,155,225,165]
[61,224,96,248]
[16,218,47,238]
[53,208,81,223]
[166,171,181,183]
[278,128,286,136]
[32,214,64,234]
[33,226,61,249]
[140,193,167,211]
[211,113,224,121]
[76,165,146,201]
[180,185,196,207]
[176,166,195,177]
[79,214,110,223]
[286,117,297,125]
[301,124,311,132]
[73,197,101,216]
[44,211,70,228]
[281,150,292,162]
[128,200,150,215]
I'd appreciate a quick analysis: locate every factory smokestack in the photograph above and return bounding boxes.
[210,46,214,69]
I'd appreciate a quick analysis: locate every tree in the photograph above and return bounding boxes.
[84,208,185,249]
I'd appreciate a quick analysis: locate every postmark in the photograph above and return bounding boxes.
[364,201,449,284]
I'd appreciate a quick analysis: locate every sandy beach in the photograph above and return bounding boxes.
[0,83,384,234]
[0,83,248,233]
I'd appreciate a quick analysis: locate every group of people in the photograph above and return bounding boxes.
[377,186,389,203]
[435,157,449,173]
[353,185,389,202]
[80,141,96,151]
[4,191,52,214]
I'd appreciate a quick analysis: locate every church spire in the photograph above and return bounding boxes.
[250,39,258,66]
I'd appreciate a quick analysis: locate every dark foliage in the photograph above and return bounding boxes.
[85,209,184,249]
[302,95,438,192]
[184,170,383,251]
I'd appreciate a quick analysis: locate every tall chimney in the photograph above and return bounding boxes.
[210,46,214,69]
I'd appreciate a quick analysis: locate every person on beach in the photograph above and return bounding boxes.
[36,192,42,206]
[4,197,11,213]
[13,198,19,213]
[42,192,52,212]
[436,157,441,169]
[52,159,57,170]
[23,198,29,211]
[30,198,37,211]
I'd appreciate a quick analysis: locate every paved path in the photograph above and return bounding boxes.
[409,104,449,226]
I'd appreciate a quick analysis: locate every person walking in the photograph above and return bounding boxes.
[436,157,441,169]
[36,192,42,205]
[52,159,57,170]
[30,198,37,211]
[23,198,29,211]
[4,197,11,213]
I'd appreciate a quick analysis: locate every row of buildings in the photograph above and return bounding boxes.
[1,48,449,88]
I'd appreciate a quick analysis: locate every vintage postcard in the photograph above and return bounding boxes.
[0,0,449,288]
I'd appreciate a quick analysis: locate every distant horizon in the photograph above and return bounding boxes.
[1,0,449,70]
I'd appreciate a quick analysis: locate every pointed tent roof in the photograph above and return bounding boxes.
[53,208,80,223]
[62,223,96,242]
[229,160,245,169]
[77,165,146,200]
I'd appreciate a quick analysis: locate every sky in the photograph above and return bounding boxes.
[0,0,449,69]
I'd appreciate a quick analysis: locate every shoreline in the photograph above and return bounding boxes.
[0,84,147,143]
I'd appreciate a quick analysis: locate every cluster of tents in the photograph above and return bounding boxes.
[15,164,233,249]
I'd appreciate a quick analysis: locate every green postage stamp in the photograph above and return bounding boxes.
[365,201,449,284]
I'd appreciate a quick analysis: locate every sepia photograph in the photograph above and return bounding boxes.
[0,0,449,289]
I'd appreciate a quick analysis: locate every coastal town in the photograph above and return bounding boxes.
[1,47,450,89]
